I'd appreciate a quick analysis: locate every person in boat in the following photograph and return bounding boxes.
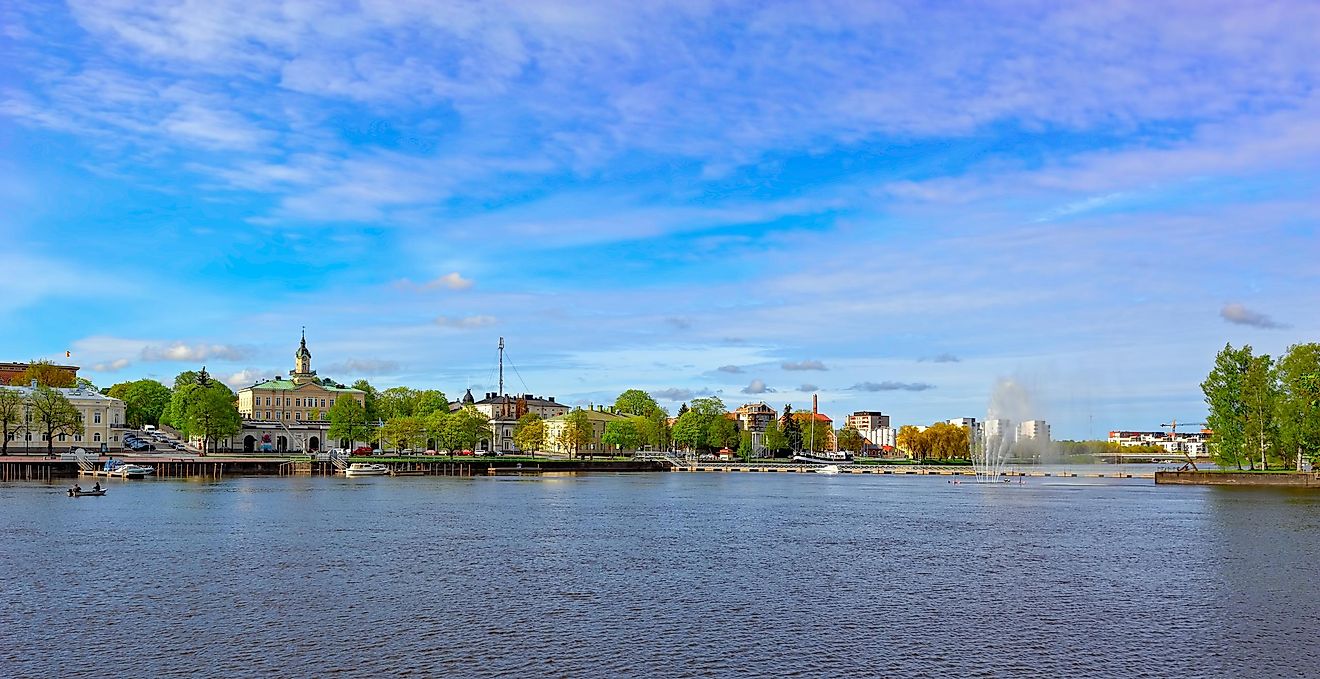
[93,482,102,492]
[73,484,82,493]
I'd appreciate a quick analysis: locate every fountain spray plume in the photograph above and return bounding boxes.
[974,378,1036,481]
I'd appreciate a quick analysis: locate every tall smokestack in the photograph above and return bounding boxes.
[812,394,818,419]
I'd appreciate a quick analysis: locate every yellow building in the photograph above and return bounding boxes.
[236,332,365,426]
[1,383,127,453]
[543,405,632,456]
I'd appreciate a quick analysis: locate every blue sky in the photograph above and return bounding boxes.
[3,1,1318,438]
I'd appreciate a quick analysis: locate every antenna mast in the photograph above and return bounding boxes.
[498,337,505,397]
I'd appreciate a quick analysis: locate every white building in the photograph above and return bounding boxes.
[1,382,127,454]
[983,418,1014,443]
[1017,420,1050,442]
[452,390,570,452]
[1109,430,1210,458]
[846,411,895,449]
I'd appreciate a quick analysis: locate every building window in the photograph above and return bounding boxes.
[266,397,271,406]
[276,412,281,420]
[265,411,271,419]
[94,412,102,424]
[58,433,66,442]
[321,399,326,408]
[295,412,301,421]
[25,433,32,441]
[94,433,102,442]
[74,434,82,442]
[295,398,302,407]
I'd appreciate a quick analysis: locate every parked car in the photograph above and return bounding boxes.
[350,446,374,456]
[456,449,474,456]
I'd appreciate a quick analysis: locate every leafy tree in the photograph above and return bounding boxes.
[0,389,26,456]
[437,406,491,453]
[782,405,803,452]
[614,389,660,416]
[792,411,833,453]
[672,411,704,451]
[107,379,172,428]
[1277,343,1320,467]
[837,426,865,454]
[1242,353,1280,469]
[10,360,76,388]
[414,389,449,417]
[557,409,593,458]
[513,413,546,457]
[706,416,739,450]
[28,386,84,456]
[328,397,372,450]
[637,408,672,451]
[377,386,418,420]
[676,402,689,417]
[381,416,426,452]
[602,418,644,452]
[896,425,923,459]
[1203,343,1272,470]
[172,370,200,390]
[181,384,241,455]
[689,396,727,417]
[763,419,787,456]
[738,430,753,461]
[351,379,380,421]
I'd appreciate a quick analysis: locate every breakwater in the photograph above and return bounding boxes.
[0,456,671,479]
[1155,470,1320,487]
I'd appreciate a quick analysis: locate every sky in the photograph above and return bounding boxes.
[2,1,1318,438]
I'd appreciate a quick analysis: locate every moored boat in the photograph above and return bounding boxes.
[68,488,107,497]
[345,463,390,477]
[814,464,841,475]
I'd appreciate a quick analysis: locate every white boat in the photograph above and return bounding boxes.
[815,464,841,475]
[345,463,390,477]
[102,460,155,478]
[793,453,853,464]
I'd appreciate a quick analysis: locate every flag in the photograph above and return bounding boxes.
[65,351,71,358]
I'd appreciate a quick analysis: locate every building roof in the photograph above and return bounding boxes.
[0,383,123,404]
[452,392,566,409]
[546,406,630,423]
[243,376,363,393]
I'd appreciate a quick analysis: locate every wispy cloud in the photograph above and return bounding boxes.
[798,384,819,392]
[653,388,696,401]
[740,379,774,394]
[717,365,744,374]
[396,272,474,292]
[140,342,251,362]
[91,358,132,372]
[434,315,497,329]
[919,353,961,363]
[782,359,827,371]
[1220,303,1286,329]
[851,381,936,392]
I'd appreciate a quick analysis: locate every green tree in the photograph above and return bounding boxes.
[896,424,923,459]
[414,389,449,417]
[837,426,865,454]
[782,404,803,452]
[603,418,644,452]
[558,409,593,458]
[181,384,241,455]
[672,411,704,451]
[614,389,660,416]
[706,416,739,451]
[0,389,26,456]
[513,413,546,457]
[793,411,833,453]
[328,397,372,450]
[738,430,753,461]
[351,379,380,421]
[28,386,84,456]
[1242,353,1280,469]
[1277,343,1320,468]
[377,386,418,419]
[10,360,76,388]
[437,406,491,453]
[381,416,426,452]
[107,379,172,428]
[763,419,786,456]
[1203,340,1261,467]
[637,408,671,451]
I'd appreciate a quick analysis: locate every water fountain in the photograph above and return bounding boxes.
[971,378,1036,482]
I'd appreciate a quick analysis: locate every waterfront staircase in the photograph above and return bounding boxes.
[634,451,696,471]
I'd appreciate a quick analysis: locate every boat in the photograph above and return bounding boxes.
[345,463,390,477]
[793,452,853,465]
[102,459,155,478]
[68,488,107,497]
[815,464,841,475]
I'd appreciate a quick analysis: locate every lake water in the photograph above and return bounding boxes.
[3,472,1318,678]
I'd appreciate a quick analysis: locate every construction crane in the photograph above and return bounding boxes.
[1160,420,1206,471]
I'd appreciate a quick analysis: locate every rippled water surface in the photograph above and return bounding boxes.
[3,473,1319,678]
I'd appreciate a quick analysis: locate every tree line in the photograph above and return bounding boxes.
[1202,342,1319,470]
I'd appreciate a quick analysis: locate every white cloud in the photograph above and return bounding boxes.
[140,342,251,362]
[782,359,827,371]
[434,315,497,329]
[717,365,743,373]
[91,358,132,372]
[396,272,474,292]
[740,379,774,394]
[851,381,936,392]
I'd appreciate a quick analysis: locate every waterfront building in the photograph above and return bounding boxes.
[791,411,837,451]
[734,402,778,455]
[847,411,895,449]
[453,390,569,452]
[1017,420,1051,442]
[232,332,366,453]
[0,361,79,386]
[983,418,1014,444]
[543,405,634,456]
[1109,429,1210,458]
[0,382,126,453]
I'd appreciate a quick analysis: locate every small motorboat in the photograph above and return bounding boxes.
[345,463,390,477]
[815,464,841,475]
[68,488,107,497]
